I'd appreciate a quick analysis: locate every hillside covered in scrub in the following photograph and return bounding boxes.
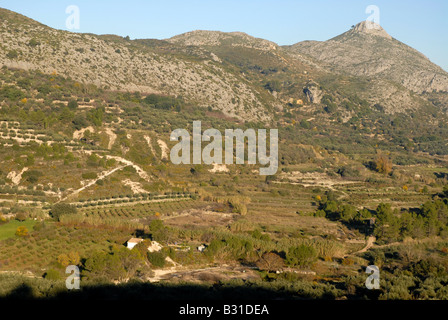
[0,7,448,300]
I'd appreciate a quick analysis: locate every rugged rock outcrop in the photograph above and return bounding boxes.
[303,82,323,104]
[350,20,392,40]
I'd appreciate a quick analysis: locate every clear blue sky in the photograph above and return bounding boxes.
[1,0,447,70]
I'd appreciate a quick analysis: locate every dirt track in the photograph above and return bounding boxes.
[148,264,259,283]
[346,236,376,257]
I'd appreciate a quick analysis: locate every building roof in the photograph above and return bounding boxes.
[127,238,144,244]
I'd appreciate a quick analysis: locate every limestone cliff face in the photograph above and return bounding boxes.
[303,82,323,104]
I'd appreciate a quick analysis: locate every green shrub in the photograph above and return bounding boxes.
[205,239,225,258]
[286,245,318,268]
[28,39,40,47]
[337,166,360,178]
[82,172,97,180]
[50,203,77,221]
[147,251,166,268]
[44,269,62,280]
[0,86,25,101]
[6,50,19,59]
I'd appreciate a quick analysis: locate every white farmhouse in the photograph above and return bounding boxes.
[126,238,143,249]
[126,238,163,252]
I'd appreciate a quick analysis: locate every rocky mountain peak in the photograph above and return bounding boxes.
[349,20,392,40]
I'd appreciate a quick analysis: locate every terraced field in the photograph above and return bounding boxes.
[79,199,204,220]
[0,223,130,272]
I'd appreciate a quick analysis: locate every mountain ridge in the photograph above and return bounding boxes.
[167,30,279,51]
[0,8,276,122]
[0,7,447,118]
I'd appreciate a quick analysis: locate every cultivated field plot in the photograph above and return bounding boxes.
[79,199,205,220]
[0,224,130,272]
